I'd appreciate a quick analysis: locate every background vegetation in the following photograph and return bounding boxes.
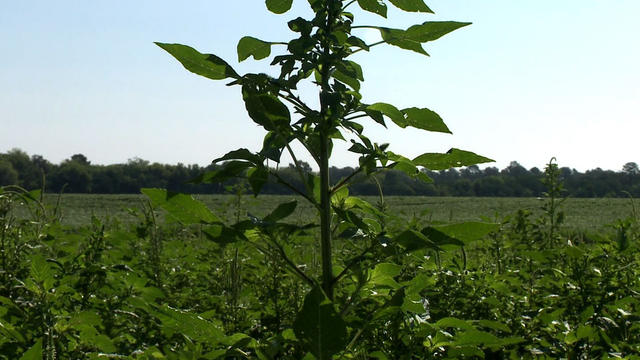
[1,149,639,197]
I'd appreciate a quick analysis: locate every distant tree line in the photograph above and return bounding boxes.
[1,148,639,197]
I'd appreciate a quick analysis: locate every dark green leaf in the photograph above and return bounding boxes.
[433,222,500,244]
[402,107,451,133]
[248,166,269,195]
[357,0,387,17]
[406,21,472,42]
[347,36,370,51]
[264,200,298,223]
[155,42,239,80]
[388,0,433,13]
[243,92,291,131]
[413,148,494,170]
[394,229,439,252]
[436,317,474,330]
[19,340,42,360]
[421,226,464,246]
[294,287,348,360]
[191,161,252,184]
[266,0,293,14]
[238,36,272,62]
[213,148,262,165]
[141,188,220,224]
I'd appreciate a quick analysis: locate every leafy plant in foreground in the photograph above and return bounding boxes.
[153,0,494,358]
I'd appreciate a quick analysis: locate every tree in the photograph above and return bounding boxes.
[622,162,639,174]
[0,160,18,186]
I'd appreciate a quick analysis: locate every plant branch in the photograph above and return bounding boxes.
[331,166,364,195]
[270,170,316,206]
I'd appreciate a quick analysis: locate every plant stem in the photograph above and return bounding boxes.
[318,0,337,300]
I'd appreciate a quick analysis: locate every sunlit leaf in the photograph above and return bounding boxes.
[238,36,273,61]
[141,188,220,224]
[266,0,293,14]
[413,148,494,170]
[388,0,433,13]
[155,42,239,80]
[357,0,387,17]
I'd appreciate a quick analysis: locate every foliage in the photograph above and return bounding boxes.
[3,149,640,198]
[2,1,639,359]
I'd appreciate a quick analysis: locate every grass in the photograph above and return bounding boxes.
[38,194,636,231]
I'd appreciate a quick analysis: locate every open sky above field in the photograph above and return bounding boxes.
[1,1,639,172]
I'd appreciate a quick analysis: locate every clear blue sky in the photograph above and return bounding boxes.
[2,1,638,172]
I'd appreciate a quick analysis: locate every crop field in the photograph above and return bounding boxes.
[42,193,636,232]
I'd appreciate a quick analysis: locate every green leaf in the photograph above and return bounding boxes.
[243,92,291,131]
[293,287,348,360]
[413,148,494,170]
[388,0,433,13]
[192,161,252,184]
[421,226,464,246]
[213,148,262,165]
[455,330,502,346]
[141,188,220,224]
[367,103,404,125]
[357,0,387,17]
[155,42,239,80]
[151,305,225,344]
[406,21,471,42]
[264,200,298,223]
[394,229,439,252]
[379,27,428,55]
[266,0,293,14]
[248,166,269,195]
[238,36,273,61]
[476,320,511,333]
[436,317,474,330]
[433,222,500,244]
[370,262,402,289]
[30,255,55,291]
[19,340,42,360]
[402,107,451,133]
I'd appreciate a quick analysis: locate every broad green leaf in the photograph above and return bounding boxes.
[455,329,501,346]
[406,21,471,42]
[379,27,428,55]
[347,36,371,51]
[357,0,387,17]
[370,262,402,289]
[237,36,272,61]
[402,107,451,133]
[141,188,220,224]
[155,42,239,80]
[248,166,269,195]
[413,148,494,170]
[192,161,252,184]
[388,0,433,13]
[151,305,225,344]
[436,317,474,330]
[264,200,298,223]
[213,148,262,165]
[394,229,439,252]
[421,226,464,246]
[243,93,291,131]
[266,0,293,14]
[294,287,348,360]
[367,103,404,125]
[30,255,55,291]
[20,340,42,360]
[476,320,511,333]
[433,222,500,244]
[333,70,360,91]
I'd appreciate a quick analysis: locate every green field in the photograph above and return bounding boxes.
[44,193,636,231]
